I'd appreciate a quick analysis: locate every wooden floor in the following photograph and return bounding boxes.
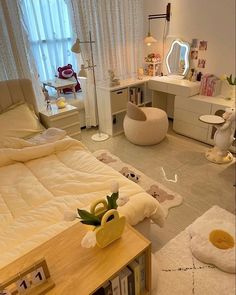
[81,122,235,252]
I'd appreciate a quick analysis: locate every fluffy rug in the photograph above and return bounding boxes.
[93,149,183,217]
[153,206,236,295]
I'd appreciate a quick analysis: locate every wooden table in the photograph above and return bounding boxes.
[42,79,77,99]
[0,222,151,295]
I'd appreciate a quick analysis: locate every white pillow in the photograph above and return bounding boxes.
[0,103,44,140]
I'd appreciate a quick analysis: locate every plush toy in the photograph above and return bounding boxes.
[120,167,140,183]
[146,184,174,203]
[56,97,66,109]
[57,64,81,93]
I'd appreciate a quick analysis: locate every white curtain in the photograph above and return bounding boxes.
[21,0,77,82]
[0,0,45,111]
[67,0,144,127]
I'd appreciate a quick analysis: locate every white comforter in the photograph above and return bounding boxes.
[0,138,164,268]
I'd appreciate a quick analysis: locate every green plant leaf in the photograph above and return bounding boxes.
[77,209,101,225]
[80,219,101,226]
[106,192,118,210]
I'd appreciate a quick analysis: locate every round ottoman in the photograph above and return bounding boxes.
[123,106,168,145]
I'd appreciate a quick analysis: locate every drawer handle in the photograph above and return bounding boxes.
[116,91,123,94]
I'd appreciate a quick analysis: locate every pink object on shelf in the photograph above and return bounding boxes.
[200,74,221,97]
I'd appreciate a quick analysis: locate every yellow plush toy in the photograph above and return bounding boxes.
[56,97,66,109]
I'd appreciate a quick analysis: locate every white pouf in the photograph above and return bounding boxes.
[124,107,168,145]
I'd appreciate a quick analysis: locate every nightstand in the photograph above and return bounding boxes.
[39,104,81,140]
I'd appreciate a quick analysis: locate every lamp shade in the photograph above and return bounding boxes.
[144,32,157,46]
[71,38,81,53]
[78,65,87,78]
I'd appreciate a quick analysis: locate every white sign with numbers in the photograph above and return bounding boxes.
[31,267,46,285]
[0,259,55,295]
[16,278,31,293]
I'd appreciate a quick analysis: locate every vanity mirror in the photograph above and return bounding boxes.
[165,39,190,79]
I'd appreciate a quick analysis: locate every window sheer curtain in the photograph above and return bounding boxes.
[21,0,77,82]
[0,0,44,110]
[67,0,144,127]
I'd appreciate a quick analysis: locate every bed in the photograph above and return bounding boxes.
[0,79,165,269]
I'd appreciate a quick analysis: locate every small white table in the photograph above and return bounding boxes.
[42,78,77,99]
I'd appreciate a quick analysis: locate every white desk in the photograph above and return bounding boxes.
[148,76,200,97]
[148,76,200,119]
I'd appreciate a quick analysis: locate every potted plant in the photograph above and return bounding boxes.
[77,182,127,248]
[222,74,236,100]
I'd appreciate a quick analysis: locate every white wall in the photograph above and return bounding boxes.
[143,0,236,77]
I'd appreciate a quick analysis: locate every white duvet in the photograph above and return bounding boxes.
[0,138,165,268]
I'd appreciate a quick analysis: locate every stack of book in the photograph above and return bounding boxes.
[129,87,143,105]
[200,74,221,96]
[92,254,146,295]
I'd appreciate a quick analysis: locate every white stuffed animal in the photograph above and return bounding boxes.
[206,108,235,163]
[214,108,235,157]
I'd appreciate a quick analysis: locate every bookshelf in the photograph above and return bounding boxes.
[0,223,152,295]
[96,77,153,136]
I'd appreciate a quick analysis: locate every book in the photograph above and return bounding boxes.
[137,88,141,105]
[119,267,132,295]
[127,269,135,295]
[130,88,135,104]
[103,281,113,295]
[136,254,146,292]
[111,275,121,295]
[128,260,141,295]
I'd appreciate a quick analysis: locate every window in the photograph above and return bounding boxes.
[21,0,77,81]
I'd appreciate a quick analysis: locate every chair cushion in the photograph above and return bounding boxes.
[126,102,146,121]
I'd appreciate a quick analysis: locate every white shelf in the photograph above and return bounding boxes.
[96,78,153,136]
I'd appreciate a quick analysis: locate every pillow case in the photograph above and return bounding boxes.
[0,103,44,140]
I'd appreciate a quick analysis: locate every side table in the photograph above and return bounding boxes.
[39,104,81,140]
[42,78,77,99]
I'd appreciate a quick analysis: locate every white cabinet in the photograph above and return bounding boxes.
[173,95,235,151]
[39,104,81,140]
[96,77,152,136]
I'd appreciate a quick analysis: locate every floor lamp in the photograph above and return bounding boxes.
[71,31,109,141]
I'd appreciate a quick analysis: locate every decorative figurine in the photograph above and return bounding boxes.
[137,68,144,80]
[108,70,120,87]
[205,108,235,164]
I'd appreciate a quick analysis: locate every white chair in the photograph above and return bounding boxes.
[123,102,168,145]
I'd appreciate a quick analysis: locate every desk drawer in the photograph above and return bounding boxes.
[63,122,81,135]
[148,80,168,92]
[174,108,208,128]
[175,96,211,114]
[111,88,128,114]
[173,119,208,142]
[46,113,80,128]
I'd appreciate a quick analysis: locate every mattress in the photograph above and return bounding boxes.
[0,137,164,268]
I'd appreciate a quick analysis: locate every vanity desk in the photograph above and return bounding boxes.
[148,76,235,152]
[148,76,200,118]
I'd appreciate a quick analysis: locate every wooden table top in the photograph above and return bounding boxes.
[0,222,150,295]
